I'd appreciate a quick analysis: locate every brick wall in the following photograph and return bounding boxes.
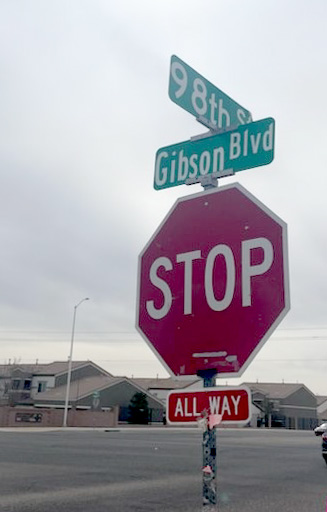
[0,406,118,428]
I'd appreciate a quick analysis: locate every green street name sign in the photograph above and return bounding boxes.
[169,55,252,129]
[154,117,275,190]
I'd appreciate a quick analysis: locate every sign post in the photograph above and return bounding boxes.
[167,383,252,509]
[137,55,289,510]
[199,369,218,509]
[137,182,289,509]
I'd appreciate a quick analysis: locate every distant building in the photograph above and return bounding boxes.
[35,373,165,422]
[0,363,322,429]
[0,361,165,423]
[0,360,110,406]
[131,377,201,404]
[245,382,318,430]
[132,378,320,430]
[316,396,327,423]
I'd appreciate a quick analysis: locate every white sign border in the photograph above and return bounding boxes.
[135,182,290,380]
[166,385,252,426]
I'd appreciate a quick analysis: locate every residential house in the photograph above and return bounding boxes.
[0,361,111,406]
[245,382,318,430]
[0,361,165,423]
[131,377,201,404]
[316,396,327,423]
[35,374,165,422]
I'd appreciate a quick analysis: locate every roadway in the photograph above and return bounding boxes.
[0,427,325,511]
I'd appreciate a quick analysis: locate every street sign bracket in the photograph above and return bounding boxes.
[192,120,240,143]
[195,116,239,135]
[185,169,234,188]
[201,175,218,190]
[212,169,235,178]
[191,129,216,142]
[197,369,218,385]
[196,115,224,132]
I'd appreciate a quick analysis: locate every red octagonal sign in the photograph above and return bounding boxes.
[136,183,290,378]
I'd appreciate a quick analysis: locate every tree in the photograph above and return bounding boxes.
[262,396,275,428]
[128,392,149,424]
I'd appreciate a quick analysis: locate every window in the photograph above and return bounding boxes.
[37,381,47,393]
[24,380,31,390]
[12,379,20,390]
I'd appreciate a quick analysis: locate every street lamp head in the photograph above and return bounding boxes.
[75,297,90,309]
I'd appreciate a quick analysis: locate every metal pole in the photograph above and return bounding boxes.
[62,298,89,427]
[197,368,218,510]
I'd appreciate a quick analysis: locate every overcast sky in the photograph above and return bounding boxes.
[1,1,327,394]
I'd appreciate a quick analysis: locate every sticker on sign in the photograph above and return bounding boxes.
[167,386,251,425]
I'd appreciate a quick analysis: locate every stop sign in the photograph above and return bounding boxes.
[136,183,290,378]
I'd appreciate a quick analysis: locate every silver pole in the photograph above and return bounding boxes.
[62,298,89,427]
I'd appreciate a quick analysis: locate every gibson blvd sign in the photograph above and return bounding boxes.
[136,183,290,378]
[167,386,251,425]
[154,117,274,190]
[169,55,252,129]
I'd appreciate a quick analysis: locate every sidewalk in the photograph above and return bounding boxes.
[0,425,199,433]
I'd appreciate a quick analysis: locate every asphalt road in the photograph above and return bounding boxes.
[0,428,325,512]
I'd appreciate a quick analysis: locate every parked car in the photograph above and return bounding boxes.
[322,433,327,465]
[314,423,327,436]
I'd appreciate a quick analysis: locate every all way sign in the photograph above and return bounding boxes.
[167,386,251,425]
[154,117,275,190]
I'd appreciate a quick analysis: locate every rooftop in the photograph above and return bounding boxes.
[316,395,327,406]
[244,382,312,399]
[35,374,122,402]
[0,361,112,377]
[131,377,200,391]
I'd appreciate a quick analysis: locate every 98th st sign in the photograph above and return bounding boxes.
[169,55,252,129]
[136,183,290,378]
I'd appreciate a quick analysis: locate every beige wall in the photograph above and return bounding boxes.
[0,406,118,428]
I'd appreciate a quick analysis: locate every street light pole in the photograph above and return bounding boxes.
[62,297,89,427]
